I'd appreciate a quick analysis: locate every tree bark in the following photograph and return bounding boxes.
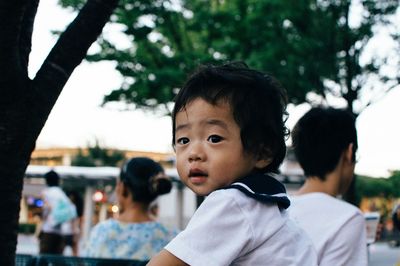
[0,0,119,264]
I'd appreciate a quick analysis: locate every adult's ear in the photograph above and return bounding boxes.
[117,181,130,198]
[344,143,355,164]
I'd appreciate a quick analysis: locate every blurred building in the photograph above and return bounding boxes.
[30,147,174,167]
[21,147,305,241]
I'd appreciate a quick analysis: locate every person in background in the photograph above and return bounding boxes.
[62,191,83,256]
[148,62,317,265]
[393,204,400,232]
[392,203,400,248]
[39,170,73,254]
[288,107,368,266]
[83,157,178,261]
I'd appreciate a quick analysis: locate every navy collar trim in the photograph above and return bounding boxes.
[222,173,290,209]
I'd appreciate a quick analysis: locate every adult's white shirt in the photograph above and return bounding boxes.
[41,186,71,233]
[288,192,368,266]
[165,189,317,266]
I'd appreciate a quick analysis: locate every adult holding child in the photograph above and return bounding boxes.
[148,62,317,265]
[288,107,368,266]
[84,157,178,260]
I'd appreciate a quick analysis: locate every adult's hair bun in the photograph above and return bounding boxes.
[153,178,172,195]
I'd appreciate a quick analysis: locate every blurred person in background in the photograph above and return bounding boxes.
[393,204,400,232]
[83,157,178,260]
[288,107,367,266]
[391,203,400,247]
[39,170,77,254]
[62,191,83,256]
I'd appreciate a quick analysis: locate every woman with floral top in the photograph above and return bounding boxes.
[84,157,178,260]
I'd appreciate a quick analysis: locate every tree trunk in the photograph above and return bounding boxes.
[0,0,119,264]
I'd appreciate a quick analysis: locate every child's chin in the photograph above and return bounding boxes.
[191,188,212,197]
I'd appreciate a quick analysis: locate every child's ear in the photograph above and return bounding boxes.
[254,148,272,169]
[255,158,272,169]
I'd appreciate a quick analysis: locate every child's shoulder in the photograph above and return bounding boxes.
[206,189,283,218]
[208,188,246,203]
[203,189,293,242]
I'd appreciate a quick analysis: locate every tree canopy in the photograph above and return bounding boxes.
[71,140,125,167]
[59,0,400,115]
[357,171,400,198]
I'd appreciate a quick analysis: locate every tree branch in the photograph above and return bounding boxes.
[19,0,39,76]
[33,0,120,111]
[359,82,400,112]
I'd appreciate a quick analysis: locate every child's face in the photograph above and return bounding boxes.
[174,98,260,196]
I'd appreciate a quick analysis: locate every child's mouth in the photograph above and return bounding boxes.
[189,170,208,184]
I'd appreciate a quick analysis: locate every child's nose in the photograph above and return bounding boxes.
[188,142,205,162]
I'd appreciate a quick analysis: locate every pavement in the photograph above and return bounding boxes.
[369,242,400,266]
[17,234,400,265]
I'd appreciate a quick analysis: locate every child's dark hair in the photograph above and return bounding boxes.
[172,62,289,173]
[291,107,357,180]
[44,170,60,187]
[120,157,172,204]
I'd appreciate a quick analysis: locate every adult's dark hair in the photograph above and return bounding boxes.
[67,191,84,217]
[44,170,60,187]
[120,157,172,204]
[291,107,358,180]
[172,61,289,173]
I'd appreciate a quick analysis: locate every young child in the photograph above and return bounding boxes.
[148,62,317,265]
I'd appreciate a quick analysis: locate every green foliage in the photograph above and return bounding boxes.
[58,0,399,115]
[389,171,400,197]
[71,140,125,167]
[356,172,400,198]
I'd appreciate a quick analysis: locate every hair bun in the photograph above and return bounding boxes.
[152,178,172,195]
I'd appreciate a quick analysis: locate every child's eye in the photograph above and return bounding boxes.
[176,137,189,145]
[207,135,223,143]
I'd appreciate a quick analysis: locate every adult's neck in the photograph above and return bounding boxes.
[117,202,153,223]
[295,172,340,197]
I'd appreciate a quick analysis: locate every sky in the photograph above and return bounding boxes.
[30,0,400,178]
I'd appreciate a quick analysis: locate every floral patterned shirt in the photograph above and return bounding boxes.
[83,219,178,260]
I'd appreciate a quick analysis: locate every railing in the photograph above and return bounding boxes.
[16,254,148,266]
